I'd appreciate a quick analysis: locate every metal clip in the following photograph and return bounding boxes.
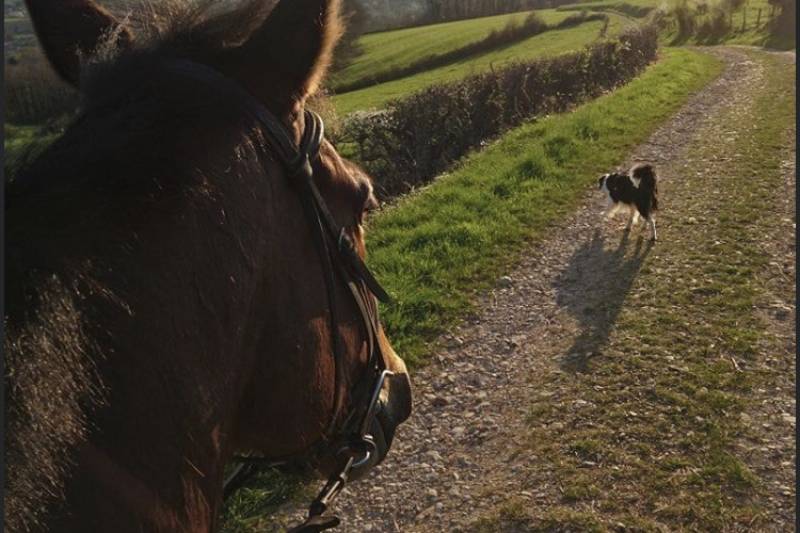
[349,435,377,469]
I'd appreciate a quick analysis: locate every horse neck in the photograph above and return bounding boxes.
[5,162,285,532]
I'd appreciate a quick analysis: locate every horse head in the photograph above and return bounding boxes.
[6,1,411,531]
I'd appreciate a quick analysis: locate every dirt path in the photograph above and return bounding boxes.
[270,47,795,532]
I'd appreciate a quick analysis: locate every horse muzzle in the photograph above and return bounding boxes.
[347,370,412,481]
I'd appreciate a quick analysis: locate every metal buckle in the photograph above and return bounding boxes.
[341,435,376,470]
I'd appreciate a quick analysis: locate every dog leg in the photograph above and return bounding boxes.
[631,210,641,227]
[649,216,657,241]
[605,203,622,220]
[625,207,637,230]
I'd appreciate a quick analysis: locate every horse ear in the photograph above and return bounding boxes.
[25,0,132,88]
[225,0,344,112]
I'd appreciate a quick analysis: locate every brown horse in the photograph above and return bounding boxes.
[4,0,412,531]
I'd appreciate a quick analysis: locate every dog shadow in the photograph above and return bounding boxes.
[554,227,653,372]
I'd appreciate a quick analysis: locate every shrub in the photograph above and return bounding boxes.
[696,7,731,42]
[553,10,607,29]
[725,0,747,11]
[768,0,797,42]
[342,24,659,199]
[672,0,697,39]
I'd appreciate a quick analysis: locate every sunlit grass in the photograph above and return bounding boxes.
[331,8,574,90]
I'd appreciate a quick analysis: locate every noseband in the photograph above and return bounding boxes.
[163,60,393,531]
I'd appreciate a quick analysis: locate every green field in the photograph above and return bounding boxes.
[557,0,659,18]
[332,8,574,90]
[333,14,633,114]
[329,0,792,116]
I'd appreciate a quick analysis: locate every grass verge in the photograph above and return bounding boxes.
[472,49,795,531]
[368,47,722,367]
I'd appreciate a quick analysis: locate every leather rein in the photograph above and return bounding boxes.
[163,60,393,532]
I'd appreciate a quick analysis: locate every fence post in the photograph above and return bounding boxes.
[742,6,746,30]
[756,7,761,26]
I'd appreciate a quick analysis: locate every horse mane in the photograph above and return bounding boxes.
[97,0,278,61]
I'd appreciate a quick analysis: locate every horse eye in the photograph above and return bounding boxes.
[354,194,373,227]
[364,197,377,213]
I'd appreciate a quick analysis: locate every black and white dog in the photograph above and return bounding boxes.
[598,164,659,241]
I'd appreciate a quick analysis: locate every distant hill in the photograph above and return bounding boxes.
[356,0,588,32]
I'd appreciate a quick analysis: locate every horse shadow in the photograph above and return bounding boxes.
[554,227,654,372]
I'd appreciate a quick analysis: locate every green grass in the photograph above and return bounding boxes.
[5,123,42,153]
[471,49,795,531]
[333,14,633,114]
[367,47,722,367]
[221,469,314,533]
[474,500,607,532]
[331,9,575,90]
[558,0,660,18]
[4,123,59,181]
[221,48,723,531]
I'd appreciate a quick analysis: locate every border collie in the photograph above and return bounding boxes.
[598,164,659,241]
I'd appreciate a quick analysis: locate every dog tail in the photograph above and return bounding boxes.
[632,164,658,211]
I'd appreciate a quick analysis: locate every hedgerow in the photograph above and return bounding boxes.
[342,24,658,199]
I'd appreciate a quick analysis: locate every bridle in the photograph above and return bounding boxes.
[163,60,395,532]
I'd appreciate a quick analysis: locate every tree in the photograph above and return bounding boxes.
[767,0,795,38]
